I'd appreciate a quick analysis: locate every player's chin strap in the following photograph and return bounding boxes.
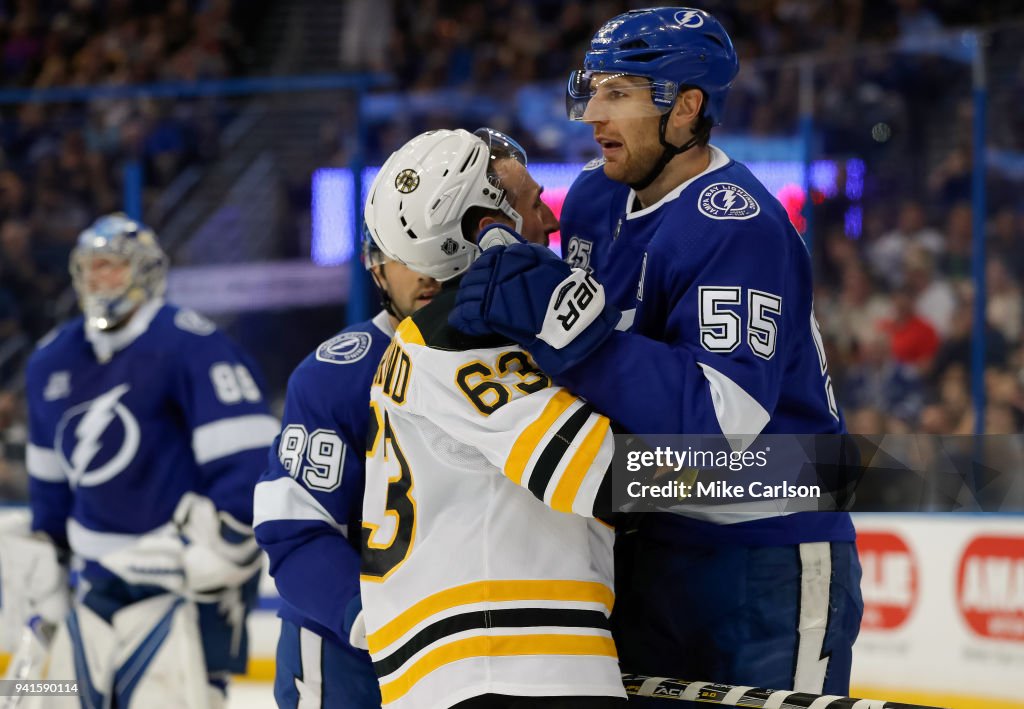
[369,268,401,321]
[628,111,703,192]
[370,266,413,321]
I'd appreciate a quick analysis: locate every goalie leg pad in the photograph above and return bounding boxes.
[63,603,116,709]
[55,594,210,709]
[109,594,212,709]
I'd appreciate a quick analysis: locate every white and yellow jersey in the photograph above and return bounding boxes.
[360,300,624,709]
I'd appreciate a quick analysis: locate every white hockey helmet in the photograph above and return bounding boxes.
[364,128,525,282]
[70,212,168,330]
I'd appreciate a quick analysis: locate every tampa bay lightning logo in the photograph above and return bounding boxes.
[697,183,761,221]
[316,332,372,365]
[55,383,140,488]
[675,10,705,28]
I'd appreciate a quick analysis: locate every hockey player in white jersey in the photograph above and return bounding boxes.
[253,126,558,709]
[360,129,627,709]
[18,213,277,708]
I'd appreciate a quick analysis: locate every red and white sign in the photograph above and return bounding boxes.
[957,535,1024,642]
[857,530,918,630]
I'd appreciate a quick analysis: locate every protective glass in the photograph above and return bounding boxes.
[566,70,679,121]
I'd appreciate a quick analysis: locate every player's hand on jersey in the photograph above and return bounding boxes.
[450,227,619,375]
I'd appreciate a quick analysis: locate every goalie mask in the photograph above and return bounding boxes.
[70,213,168,331]
[364,128,526,282]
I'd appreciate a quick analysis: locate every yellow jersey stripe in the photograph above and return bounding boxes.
[367,579,613,653]
[504,390,578,485]
[550,415,610,513]
[396,318,425,347]
[379,633,618,704]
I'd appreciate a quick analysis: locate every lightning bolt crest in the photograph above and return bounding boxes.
[71,383,131,475]
[722,189,738,212]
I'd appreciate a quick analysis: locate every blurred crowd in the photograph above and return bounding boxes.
[1,0,1024,494]
[0,0,263,350]
[323,0,1024,164]
[817,198,1024,437]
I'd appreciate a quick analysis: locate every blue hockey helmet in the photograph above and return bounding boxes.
[70,213,168,330]
[567,7,739,125]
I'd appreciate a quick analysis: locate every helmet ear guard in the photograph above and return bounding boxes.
[70,213,168,331]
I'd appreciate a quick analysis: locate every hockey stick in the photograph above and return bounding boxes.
[622,674,949,709]
[0,616,56,709]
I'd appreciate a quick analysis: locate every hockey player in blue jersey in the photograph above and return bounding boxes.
[21,213,277,708]
[253,126,558,709]
[252,238,404,709]
[450,8,863,704]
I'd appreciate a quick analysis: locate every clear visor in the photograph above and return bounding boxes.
[565,70,679,121]
[361,223,388,270]
[473,127,526,233]
[474,126,528,170]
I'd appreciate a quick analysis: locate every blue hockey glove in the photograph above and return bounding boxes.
[450,240,619,375]
[452,225,527,337]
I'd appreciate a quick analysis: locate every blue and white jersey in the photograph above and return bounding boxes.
[25,300,277,567]
[558,147,853,545]
[253,311,395,647]
[560,158,634,297]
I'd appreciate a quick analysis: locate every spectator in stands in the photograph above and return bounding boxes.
[987,258,1023,343]
[929,296,1009,386]
[841,328,924,423]
[868,200,943,288]
[940,202,973,282]
[881,288,940,367]
[989,206,1024,277]
[905,244,956,337]
[938,364,973,433]
[827,265,893,360]
[0,388,29,502]
[928,143,972,205]
[0,171,31,223]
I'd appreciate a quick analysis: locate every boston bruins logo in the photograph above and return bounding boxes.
[395,169,420,193]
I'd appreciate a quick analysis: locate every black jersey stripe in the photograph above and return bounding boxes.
[371,607,609,678]
[527,404,595,501]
